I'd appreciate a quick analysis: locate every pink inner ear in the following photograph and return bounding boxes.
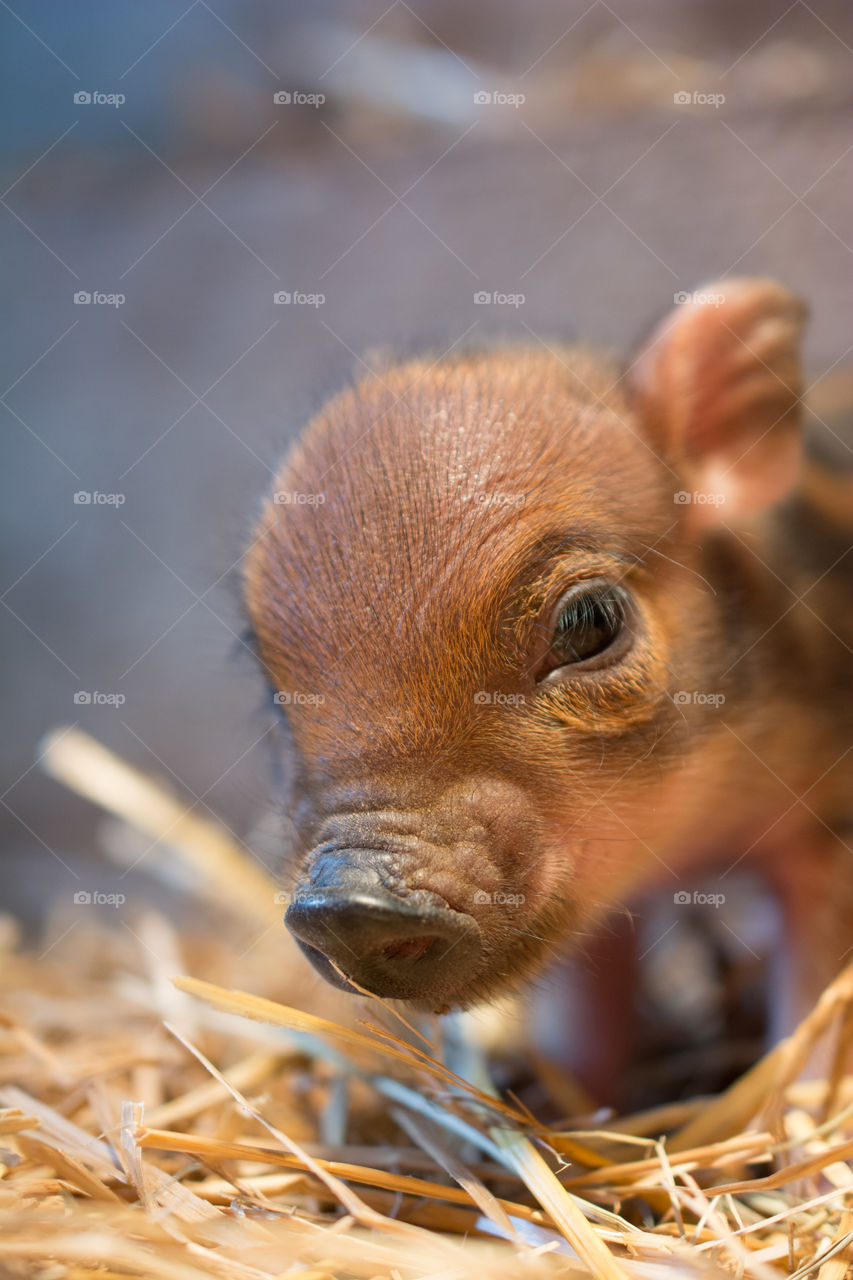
[629,280,806,523]
[687,437,802,530]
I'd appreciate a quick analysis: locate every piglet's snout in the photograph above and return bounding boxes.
[285,853,482,1003]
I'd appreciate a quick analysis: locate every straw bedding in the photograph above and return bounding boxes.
[3,728,853,1279]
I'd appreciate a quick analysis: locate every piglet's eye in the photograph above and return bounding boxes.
[537,581,632,678]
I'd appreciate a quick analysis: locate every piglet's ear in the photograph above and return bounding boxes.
[629,279,807,524]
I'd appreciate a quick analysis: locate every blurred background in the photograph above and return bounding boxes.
[2,0,852,1042]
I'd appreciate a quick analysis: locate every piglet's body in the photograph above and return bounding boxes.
[245,281,853,1080]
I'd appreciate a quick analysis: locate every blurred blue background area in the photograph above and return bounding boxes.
[0,2,301,158]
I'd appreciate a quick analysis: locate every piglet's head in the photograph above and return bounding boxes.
[244,279,805,1010]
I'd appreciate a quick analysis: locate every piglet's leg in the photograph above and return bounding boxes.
[528,911,638,1109]
[764,829,853,1047]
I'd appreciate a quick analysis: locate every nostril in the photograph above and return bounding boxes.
[284,870,482,1002]
[378,935,437,963]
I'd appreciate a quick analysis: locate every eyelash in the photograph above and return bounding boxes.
[536,580,633,679]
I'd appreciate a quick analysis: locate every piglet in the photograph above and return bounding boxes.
[244,280,853,1082]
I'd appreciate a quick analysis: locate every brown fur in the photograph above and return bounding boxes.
[244,280,853,1023]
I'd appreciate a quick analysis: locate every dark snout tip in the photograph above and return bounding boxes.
[285,876,482,1006]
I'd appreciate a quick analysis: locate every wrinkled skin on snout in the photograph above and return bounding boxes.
[282,775,549,1007]
[245,281,829,1014]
